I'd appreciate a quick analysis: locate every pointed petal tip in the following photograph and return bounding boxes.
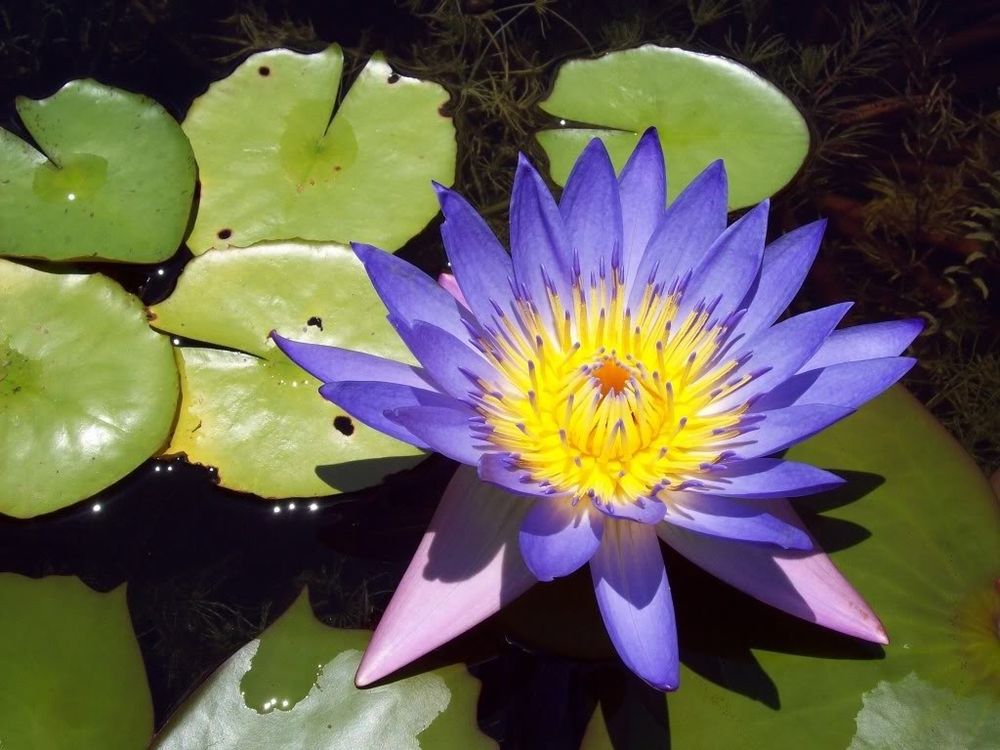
[704,158,727,177]
[649,676,679,692]
[872,623,890,646]
[354,647,397,688]
[350,241,379,262]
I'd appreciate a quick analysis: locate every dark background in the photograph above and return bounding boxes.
[0,1,997,747]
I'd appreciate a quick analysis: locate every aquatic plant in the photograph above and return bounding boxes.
[274,131,919,689]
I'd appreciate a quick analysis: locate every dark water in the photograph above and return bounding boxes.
[0,1,995,747]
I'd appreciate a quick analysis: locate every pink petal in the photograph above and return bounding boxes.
[355,465,536,686]
[657,499,887,644]
[437,272,470,310]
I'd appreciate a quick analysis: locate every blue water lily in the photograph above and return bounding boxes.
[274,129,920,690]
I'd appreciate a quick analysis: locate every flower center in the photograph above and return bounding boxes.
[472,269,754,513]
[593,357,629,395]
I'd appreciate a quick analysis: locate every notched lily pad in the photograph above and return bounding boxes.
[152,590,494,749]
[658,387,1000,748]
[0,79,196,262]
[0,259,179,518]
[149,242,424,499]
[183,45,455,254]
[0,574,153,749]
[537,45,809,209]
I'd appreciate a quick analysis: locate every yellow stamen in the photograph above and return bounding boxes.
[476,274,751,513]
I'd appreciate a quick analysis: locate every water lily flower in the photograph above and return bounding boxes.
[273,129,921,691]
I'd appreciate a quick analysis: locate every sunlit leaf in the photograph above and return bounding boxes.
[537,46,809,209]
[0,259,178,518]
[149,242,423,498]
[848,673,999,749]
[0,80,195,262]
[0,574,153,749]
[183,45,455,254]
[152,590,494,750]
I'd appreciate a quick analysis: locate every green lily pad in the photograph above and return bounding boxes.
[149,242,424,498]
[152,590,494,749]
[0,259,179,518]
[537,45,809,209]
[0,574,153,749]
[0,79,196,262]
[848,673,1000,749]
[183,45,455,254]
[582,387,999,748]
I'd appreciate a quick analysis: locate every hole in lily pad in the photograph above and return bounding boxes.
[217,228,232,240]
[258,66,270,77]
[306,315,323,330]
[333,416,354,436]
[182,45,456,254]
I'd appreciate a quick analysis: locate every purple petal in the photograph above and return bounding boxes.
[353,242,476,344]
[658,500,888,644]
[709,302,853,413]
[559,138,623,284]
[804,319,924,370]
[519,499,604,581]
[437,272,469,309]
[619,127,666,286]
[592,495,667,524]
[751,357,916,412]
[662,493,812,550]
[590,521,679,691]
[727,403,854,459]
[510,154,572,305]
[355,466,536,686]
[319,381,457,448]
[732,219,826,340]
[434,183,516,323]
[689,457,844,499]
[387,403,484,465]
[478,451,559,498]
[271,331,432,389]
[679,199,769,320]
[397,321,498,401]
[628,160,727,310]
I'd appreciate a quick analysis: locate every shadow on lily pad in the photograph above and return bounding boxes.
[315,455,429,494]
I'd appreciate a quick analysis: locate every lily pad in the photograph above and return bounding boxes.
[0,259,179,518]
[582,387,999,748]
[152,590,494,749]
[537,45,809,209]
[0,574,153,749]
[848,673,1000,749]
[0,79,196,262]
[149,242,424,498]
[183,45,455,254]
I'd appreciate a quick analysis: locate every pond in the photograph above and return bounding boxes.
[0,1,997,748]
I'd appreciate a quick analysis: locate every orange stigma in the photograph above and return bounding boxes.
[593,357,630,395]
